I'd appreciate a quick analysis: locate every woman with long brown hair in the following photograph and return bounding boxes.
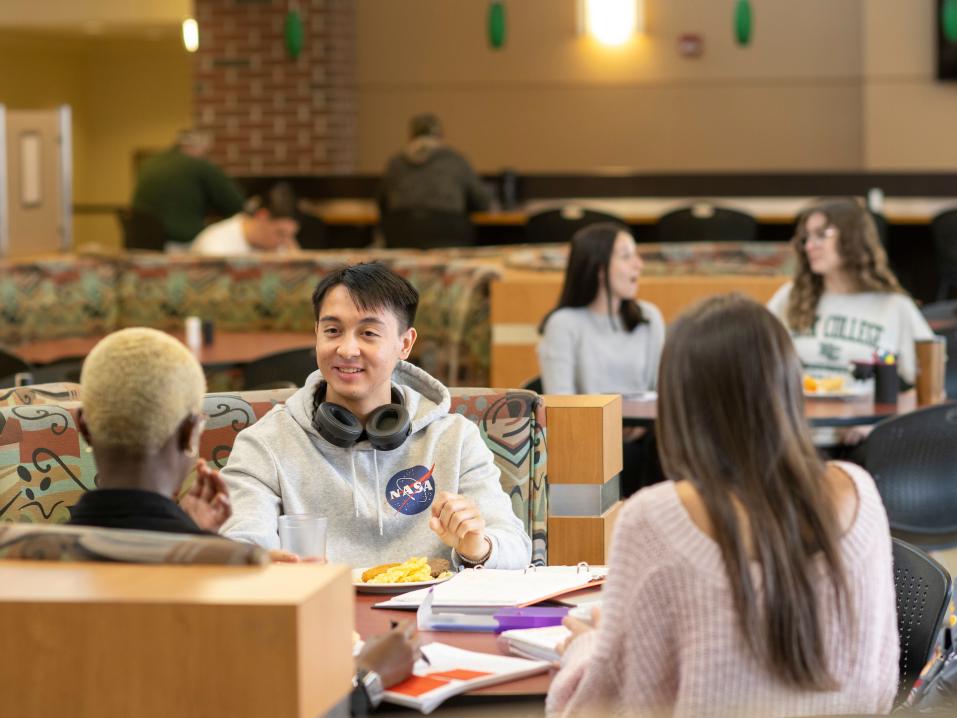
[546,295,898,718]
[768,198,932,386]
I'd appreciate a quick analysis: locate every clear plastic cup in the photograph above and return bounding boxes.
[278,514,327,561]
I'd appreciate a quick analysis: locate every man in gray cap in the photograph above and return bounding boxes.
[377,113,491,219]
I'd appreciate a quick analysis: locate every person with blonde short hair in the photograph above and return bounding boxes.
[69,327,231,533]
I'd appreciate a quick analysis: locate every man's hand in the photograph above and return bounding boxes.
[428,491,489,563]
[179,458,232,532]
[356,621,420,688]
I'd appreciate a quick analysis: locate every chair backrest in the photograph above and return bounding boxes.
[870,211,891,249]
[863,403,957,549]
[28,355,85,385]
[241,348,317,390]
[1,386,549,565]
[381,209,476,249]
[0,522,267,565]
[0,348,31,388]
[921,301,957,398]
[524,207,627,245]
[117,207,167,251]
[892,538,953,704]
[931,209,957,271]
[655,205,758,243]
[0,382,81,408]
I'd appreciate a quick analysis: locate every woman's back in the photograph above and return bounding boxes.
[546,461,898,718]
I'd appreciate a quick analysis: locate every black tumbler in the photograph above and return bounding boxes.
[874,362,899,404]
[202,319,215,346]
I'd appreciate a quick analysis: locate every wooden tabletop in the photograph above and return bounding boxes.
[354,593,555,697]
[11,331,317,369]
[623,391,919,428]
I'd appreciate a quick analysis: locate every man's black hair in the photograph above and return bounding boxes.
[244,181,297,219]
[311,262,419,331]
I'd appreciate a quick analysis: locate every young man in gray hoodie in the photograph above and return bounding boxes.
[220,263,532,570]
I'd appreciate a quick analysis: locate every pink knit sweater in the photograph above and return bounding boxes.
[546,461,899,718]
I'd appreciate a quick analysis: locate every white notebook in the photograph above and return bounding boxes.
[375,565,607,612]
[499,625,571,663]
[383,642,550,714]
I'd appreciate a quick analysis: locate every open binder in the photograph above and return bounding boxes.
[375,564,606,612]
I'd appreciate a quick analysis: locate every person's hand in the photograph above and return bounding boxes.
[268,549,301,563]
[557,606,600,656]
[356,621,420,688]
[179,458,232,532]
[428,491,489,563]
[842,424,874,446]
[622,426,647,443]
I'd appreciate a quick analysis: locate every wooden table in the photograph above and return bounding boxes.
[12,331,316,370]
[622,391,920,429]
[354,593,555,698]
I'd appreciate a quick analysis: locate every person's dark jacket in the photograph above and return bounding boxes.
[377,138,491,215]
[67,488,206,534]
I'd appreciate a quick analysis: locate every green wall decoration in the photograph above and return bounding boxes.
[285,9,304,59]
[488,1,506,49]
[944,0,957,44]
[734,0,753,47]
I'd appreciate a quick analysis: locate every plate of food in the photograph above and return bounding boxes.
[802,373,871,399]
[353,556,454,594]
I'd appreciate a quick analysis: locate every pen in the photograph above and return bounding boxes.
[390,620,430,665]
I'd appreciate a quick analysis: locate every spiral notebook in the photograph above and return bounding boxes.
[375,565,606,612]
[383,642,550,714]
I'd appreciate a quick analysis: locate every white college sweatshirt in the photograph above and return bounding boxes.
[219,362,532,569]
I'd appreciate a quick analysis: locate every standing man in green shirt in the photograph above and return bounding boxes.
[131,129,246,249]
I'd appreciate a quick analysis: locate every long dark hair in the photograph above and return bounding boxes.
[788,198,904,332]
[657,294,850,691]
[538,222,645,333]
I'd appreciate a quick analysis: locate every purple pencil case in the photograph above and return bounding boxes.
[493,606,569,632]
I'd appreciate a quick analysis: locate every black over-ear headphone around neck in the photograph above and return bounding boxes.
[311,380,411,451]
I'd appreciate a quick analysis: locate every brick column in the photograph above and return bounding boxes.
[194,0,356,175]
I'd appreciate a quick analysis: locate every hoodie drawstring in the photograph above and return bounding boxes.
[373,450,383,537]
[350,452,359,519]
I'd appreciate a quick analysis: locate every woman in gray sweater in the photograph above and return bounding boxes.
[537,223,665,494]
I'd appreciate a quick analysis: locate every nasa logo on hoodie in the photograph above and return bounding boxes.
[385,464,436,515]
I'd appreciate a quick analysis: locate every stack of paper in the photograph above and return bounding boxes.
[376,566,606,612]
[499,625,571,663]
[383,642,550,714]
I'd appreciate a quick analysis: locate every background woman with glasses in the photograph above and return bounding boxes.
[767,198,932,388]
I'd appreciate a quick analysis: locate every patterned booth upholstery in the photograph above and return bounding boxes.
[0,252,500,387]
[0,385,548,565]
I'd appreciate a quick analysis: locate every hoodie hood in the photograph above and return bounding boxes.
[403,135,444,165]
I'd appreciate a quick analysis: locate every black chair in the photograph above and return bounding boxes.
[931,209,957,301]
[521,376,543,394]
[892,538,953,705]
[655,205,758,243]
[117,208,168,252]
[29,355,85,385]
[862,403,957,549]
[242,347,317,391]
[294,212,328,250]
[921,300,957,399]
[0,349,32,388]
[380,209,476,249]
[524,207,627,245]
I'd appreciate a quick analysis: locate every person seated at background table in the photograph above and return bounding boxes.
[132,128,246,248]
[547,295,898,718]
[537,222,665,495]
[219,262,532,570]
[191,181,301,256]
[768,197,933,388]
[376,112,492,216]
[69,327,418,713]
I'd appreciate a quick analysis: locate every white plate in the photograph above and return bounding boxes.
[804,381,874,400]
[352,567,453,594]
